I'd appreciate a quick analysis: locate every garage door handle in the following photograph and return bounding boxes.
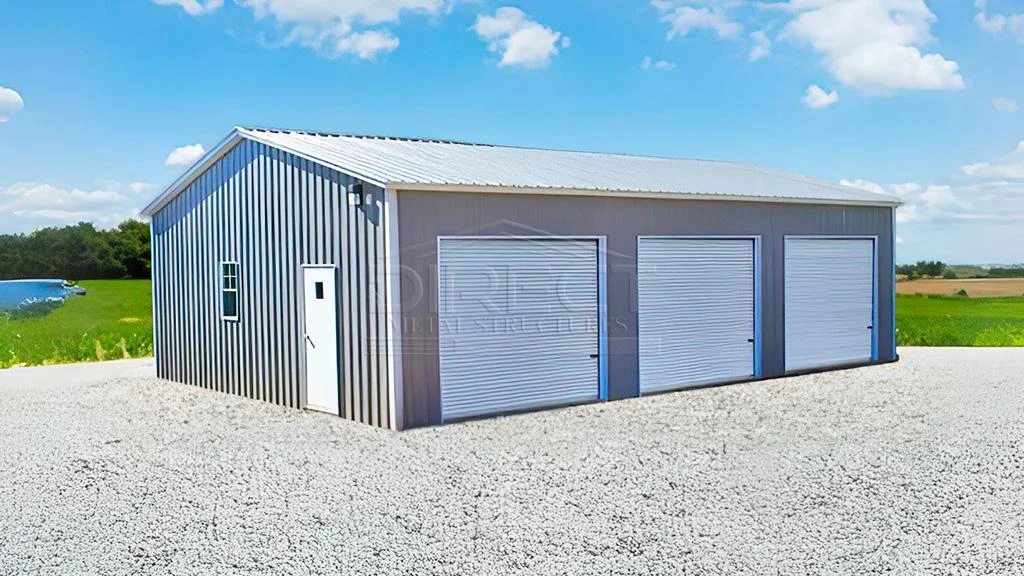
[747,338,755,343]
[590,354,600,359]
[867,326,873,330]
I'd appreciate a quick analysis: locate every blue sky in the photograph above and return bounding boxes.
[1,0,1023,263]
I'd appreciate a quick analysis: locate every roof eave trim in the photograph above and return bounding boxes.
[387,183,904,208]
[140,129,247,217]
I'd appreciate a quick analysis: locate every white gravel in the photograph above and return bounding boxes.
[1,348,1023,575]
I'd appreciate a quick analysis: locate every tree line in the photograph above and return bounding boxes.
[0,220,150,281]
[896,260,955,280]
[896,260,1024,280]
[986,266,1024,278]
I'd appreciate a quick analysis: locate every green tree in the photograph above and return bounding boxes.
[0,220,151,280]
[104,220,151,279]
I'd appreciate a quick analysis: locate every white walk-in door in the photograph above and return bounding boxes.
[785,238,875,372]
[438,238,601,421]
[638,238,756,393]
[303,266,340,414]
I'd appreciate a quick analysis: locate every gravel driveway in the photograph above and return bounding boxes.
[1,348,1022,575]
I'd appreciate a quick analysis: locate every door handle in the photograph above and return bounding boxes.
[589,354,599,359]
[747,338,755,343]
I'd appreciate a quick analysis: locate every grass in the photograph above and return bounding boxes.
[897,294,1024,347]
[0,280,152,368]
[1,282,1020,370]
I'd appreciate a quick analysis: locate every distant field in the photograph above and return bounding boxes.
[897,278,1024,298]
[897,294,1024,347]
[0,280,152,368]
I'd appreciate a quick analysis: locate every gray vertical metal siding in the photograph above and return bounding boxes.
[396,191,897,429]
[151,139,392,428]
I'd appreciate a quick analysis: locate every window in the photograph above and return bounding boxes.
[315,282,324,300]
[221,262,238,320]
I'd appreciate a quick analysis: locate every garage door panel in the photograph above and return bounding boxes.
[441,356,599,417]
[785,238,874,371]
[439,238,600,421]
[638,239,756,394]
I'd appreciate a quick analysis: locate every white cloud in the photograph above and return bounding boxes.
[890,182,922,196]
[652,1,742,39]
[647,1,963,95]
[842,171,1024,263]
[241,0,444,25]
[920,184,957,208]
[152,0,224,16]
[841,179,925,227]
[642,56,677,70]
[993,97,1019,112]
[895,203,920,224]
[0,86,24,123]
[844,144,1024,260]
[129,182,155,194]
[779,0,965,95]
[839,179,968,225]
[335,29,400,59]
[749,30,772,61]
[840,178,886,195]
[961,141,1024,180]
[804,84,839,109]
[850,181,920,224]
[277,20,402,60]
[473,7,568,69]
[974,2,1024,42]
[0,182,146,232]
[178,0,446,60]
[164,144,206,168]
[975,12,1006,33]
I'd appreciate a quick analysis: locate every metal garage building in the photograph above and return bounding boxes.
[142,126,901,430]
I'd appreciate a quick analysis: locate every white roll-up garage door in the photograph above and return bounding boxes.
[438,238,601,421]
[638,238,757,394]
[785,237,875,372]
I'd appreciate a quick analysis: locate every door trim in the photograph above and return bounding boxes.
[435,235,609,422]
[636,235,763,391]
[300,264,340,414]
[783,235,879,371]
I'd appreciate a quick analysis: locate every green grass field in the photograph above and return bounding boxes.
[0,280,153,368]
[1,282,1021,369]
[897,294,1024,347]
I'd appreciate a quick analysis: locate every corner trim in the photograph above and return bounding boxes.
[384,189,405,431]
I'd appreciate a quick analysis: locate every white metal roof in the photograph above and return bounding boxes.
[142,127,901,216]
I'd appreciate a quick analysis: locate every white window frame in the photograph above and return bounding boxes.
[221,261,239,321]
